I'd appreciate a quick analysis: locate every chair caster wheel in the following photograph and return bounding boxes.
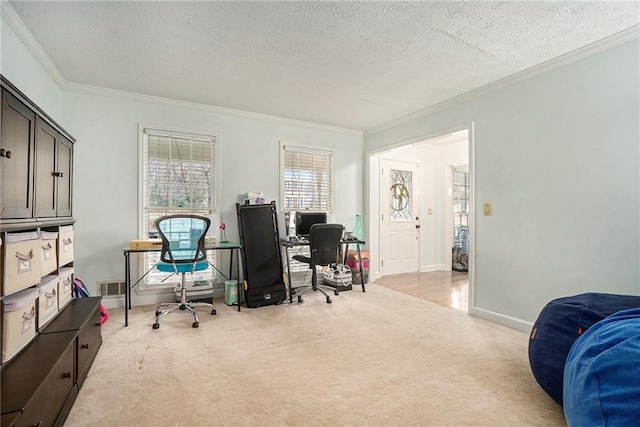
[152,323,160,329]
[155,310,161,316]
[192,321,199,328]
[297,295,303,303]
[211,309,216,315]
[334,290,339,296]
[179,305,186,310]
[326,297,332,303]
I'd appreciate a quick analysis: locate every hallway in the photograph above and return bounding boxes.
[375,270,469,311]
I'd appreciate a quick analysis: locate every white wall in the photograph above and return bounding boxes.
[365,36,640,331]
[61,90,363,295]
[2,12,364,298]
[1,14,63,123]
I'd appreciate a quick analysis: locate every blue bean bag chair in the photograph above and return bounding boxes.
[528,293,640,405]
[563,308,640,426]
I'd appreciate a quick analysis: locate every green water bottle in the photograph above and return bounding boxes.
[352,215,364,241]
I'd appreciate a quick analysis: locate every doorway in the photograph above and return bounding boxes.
[371,127,472,312]
[380,159,421,276]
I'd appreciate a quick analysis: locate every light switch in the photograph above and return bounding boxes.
[484,203,493,216]
[428,208,433,215]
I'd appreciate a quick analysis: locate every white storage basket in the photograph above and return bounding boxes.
[3,288,38,362]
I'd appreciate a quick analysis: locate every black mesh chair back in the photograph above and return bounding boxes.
[309,224,344,267]
[156,215,210,268]
[291,223,344,304]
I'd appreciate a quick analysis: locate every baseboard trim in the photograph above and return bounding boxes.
[421,264,446,272]
[101,287,225,309]
[469,306,533,333]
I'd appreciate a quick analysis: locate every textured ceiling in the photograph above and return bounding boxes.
[7,1,640,131]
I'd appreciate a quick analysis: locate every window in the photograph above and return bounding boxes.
[140,127,218,286]
[281,143,333,212]
[280,143,333,281]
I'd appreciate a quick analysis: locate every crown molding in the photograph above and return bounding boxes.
[365,24,640,137]
[62,80,362,136]
[2,2,361,136]
[1,2,65,86]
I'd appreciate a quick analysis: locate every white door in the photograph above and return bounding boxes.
[381,160,420,276]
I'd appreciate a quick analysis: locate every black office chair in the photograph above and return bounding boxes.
[292,223,344,304]
[152,215,216,329]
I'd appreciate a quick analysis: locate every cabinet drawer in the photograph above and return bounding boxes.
[3,236,42,295]
[16,339,75,427]
[77,307,102,385]
[1,331,77,427]
[57,227,73,267]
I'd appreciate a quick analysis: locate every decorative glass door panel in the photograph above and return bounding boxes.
[389,169,412,221]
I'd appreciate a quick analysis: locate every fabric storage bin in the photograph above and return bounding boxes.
[58,225,74,267]
[39,231,59,277]
[58,268,74,309]
[3,288,38,362]
[3,231,42,296]
[38,275,59,329]
[347,258,370,270]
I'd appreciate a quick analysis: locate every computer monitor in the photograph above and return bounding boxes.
[295,212,327,238]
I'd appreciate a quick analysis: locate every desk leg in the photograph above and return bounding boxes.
[124,252,130,327]
[285,245,293,303]
[357,243,366,292]
[235,248,242,312]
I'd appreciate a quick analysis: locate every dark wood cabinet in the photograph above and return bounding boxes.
[0,89,36,219]
[35,119,73,218]
[0,76,89,427]
[1,76,74,221]
[1,298,102,427]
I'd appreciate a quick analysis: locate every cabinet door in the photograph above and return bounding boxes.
[35,118,58,218]
[56,135,73,217]
[0,89,35,219]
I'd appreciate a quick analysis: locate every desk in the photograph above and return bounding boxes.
[280,237,366,302]
[123,241,242,326]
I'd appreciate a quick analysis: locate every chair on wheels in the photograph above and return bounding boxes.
[152,215,216,329]
[292,223,344,304]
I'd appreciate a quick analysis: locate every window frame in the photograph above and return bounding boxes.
[279,141,335,214]
[137,124,220,289]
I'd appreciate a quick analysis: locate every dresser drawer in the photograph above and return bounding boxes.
[1,331,77,427]
[77,306,102,385]
[16,338,75,427]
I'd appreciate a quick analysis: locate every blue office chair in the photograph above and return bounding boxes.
[152,215,216,329]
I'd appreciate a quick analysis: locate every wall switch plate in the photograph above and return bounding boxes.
[428,208,433,215]
[484,203,493,216]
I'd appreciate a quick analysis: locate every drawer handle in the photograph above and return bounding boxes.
[45,289,57,298]
[63,238,72,244]
[96,322,101,327]
[63,371,72,379]
[81,343,90,349]
[52,171,64,177]
[16,249,34,261]
[32,422,42,427]
[42,242,52,250]
[0,148,12,158]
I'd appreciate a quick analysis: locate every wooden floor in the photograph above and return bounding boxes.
[375,270,469,312]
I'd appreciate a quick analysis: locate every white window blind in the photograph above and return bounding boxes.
[281,145,333,212]
[141,129,217,286]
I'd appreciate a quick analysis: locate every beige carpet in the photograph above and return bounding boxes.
[65,283,565,426]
